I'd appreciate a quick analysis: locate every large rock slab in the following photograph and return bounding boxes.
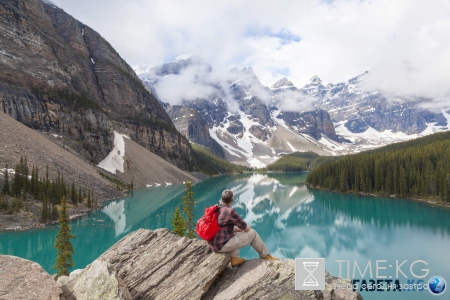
[0,255,62,300]
[203,259,362,300]
[97,228,230,300]
[59,260,131,300]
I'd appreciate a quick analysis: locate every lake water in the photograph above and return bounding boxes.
[1,172,449,300]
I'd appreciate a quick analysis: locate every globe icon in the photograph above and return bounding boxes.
[429,277,446,294]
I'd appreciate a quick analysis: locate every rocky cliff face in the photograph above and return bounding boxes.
[166,104,224,157]
[277,109,338,141]
[0,228,363,300]
[302,73,447,135]
[0,0,191,168]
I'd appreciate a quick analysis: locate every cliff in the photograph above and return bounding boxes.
[0,0,191,169]
[0,228,363,300]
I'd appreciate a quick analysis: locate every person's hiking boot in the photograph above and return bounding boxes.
[262,254,279,260]
[231,257,245,267]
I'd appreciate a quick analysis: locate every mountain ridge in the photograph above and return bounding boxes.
[0,0,192,169]
[136,56,449,168]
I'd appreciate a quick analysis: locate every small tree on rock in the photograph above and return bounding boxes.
[171,207,187,236]
[54,196,75,276]
[181,180,196,239]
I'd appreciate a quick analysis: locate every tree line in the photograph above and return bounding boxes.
[1,157,97,222]
[306,131,450,202]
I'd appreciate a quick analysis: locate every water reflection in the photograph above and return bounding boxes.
[102,200,127,237]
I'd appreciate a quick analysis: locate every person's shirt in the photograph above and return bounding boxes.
[208,202,248,252]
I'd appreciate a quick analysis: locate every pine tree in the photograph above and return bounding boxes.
[54,196,75,276]
[171,207,187,236]
[87,189,92,208]
[22,189,28,211]
[71,182,77,206]
[2,163,10,195]
[41,195,48,223]
[181,180,196,239]
[30,165,35,195]
[52,202,58,221]
[78,187,82,204]
[24,157,29,192]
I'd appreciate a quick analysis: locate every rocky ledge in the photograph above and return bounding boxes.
[0,228,363,300]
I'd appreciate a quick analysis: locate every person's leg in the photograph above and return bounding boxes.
[218,229,269,258]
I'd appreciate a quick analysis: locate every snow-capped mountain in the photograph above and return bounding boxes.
[135,57,450,168]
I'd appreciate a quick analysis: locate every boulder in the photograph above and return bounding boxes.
[0,255,62,300]
[59,260,131,300]
[324,271,363,300]
[203,259,362,300]
[97,228,231,300]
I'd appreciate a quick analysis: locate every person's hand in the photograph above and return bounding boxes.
[233,227,242,232]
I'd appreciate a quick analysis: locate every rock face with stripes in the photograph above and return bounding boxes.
[97,228,231,300]
[0,0,191,168]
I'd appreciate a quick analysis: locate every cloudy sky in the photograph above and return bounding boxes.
[51,0,450,100]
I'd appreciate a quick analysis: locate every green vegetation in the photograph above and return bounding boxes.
[32,87,103,112]
[171,207,187,237]
[125,115,178,134]
[54,196,76,276]
[171,180,197,238]
[1,157,98,223]
[2,163,10,195]
[307,131,450,202]
[97,170,132,191]
[182,180,197,239]
[259,151,337,172]
[190,143,248,175]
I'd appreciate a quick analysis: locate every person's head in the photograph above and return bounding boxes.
[221,189,234,204]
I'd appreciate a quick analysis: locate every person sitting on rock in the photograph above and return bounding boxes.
[208,189,279,267]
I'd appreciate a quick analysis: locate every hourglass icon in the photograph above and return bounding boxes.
[303,262,319,287]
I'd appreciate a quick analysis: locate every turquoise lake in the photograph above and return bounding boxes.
[1,172,449,300]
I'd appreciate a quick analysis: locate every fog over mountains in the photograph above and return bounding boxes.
[136,56,450,168]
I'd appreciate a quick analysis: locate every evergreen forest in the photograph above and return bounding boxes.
[306,131,450,202]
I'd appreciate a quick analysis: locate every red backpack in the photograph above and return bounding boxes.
[196,205,221,240]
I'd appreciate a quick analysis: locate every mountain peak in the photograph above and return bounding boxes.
[271,78,294,89]
[310,76,322,85]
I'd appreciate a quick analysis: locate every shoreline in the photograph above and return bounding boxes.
[307,184,450,209]
[0,174,208,233]
[0,193,126,233]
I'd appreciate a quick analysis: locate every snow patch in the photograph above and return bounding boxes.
[98,131,129,174]
[286,142,297,152]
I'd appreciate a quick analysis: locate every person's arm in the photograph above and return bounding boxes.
[243,224,251,232]
[230,210,248,232]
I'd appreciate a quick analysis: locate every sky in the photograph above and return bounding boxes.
[50,0,450,104]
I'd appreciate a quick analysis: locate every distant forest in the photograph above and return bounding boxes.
[306,131,450,202]
[1,157,97,222]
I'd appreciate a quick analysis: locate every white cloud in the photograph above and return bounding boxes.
[153,63,216,105]
[274,90,317,113]
[51,0,450,101]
